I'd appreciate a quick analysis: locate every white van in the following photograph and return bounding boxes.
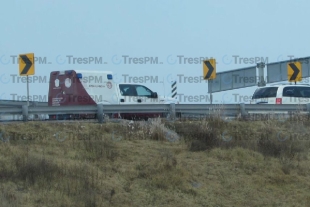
[48,70,178,119]
[250,84,310,104]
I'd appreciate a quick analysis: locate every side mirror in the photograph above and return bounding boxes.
[151,92,158,98]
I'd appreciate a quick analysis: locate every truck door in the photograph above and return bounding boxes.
[118,84,159,104]
[117,84,162,120]
[135,85,159,104]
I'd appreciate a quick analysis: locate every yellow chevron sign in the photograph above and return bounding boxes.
[287,62,301,82]
[19,53,35,76]
[203,59,216,80]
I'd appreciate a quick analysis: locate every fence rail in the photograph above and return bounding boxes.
[1,102,310,123]
[0,100,48,107]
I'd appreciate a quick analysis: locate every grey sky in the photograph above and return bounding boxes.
[1,0,309,103]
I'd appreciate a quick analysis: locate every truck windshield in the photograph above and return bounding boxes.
[252,87,278,99]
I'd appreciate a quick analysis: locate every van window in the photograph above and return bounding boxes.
[252,87,278,99]
[282,86,310,98]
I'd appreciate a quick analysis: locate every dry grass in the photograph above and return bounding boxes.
[0,118,310,207]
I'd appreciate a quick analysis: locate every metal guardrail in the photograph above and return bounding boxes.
[0,100,48,107]
[1,103,310,123]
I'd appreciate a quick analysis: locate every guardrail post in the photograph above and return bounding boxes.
[169,103,176,120]
[239,103,247,118]
[22,105,28,122]
[97,104,104,123]
[307,103,310,119]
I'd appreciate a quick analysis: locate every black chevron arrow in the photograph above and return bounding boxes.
[20,55,33,75]
[204,61,214,79]
[289,63,300,81]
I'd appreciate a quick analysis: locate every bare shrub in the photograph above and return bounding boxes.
[117,118,178,142]
[169,118,225,151]
[14,155,60,186]
[158,149,177,170]
[81,138,119,161]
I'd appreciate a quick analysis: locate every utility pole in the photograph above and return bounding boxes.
[257,62,266,87]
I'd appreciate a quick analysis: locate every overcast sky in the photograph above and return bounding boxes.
[1,0,309,104]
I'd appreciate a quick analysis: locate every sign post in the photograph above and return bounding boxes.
[257,62,266,87]
[203,59,216,104]
[19,53,35,106]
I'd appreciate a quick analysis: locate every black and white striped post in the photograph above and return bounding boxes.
[171,81,177,98]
